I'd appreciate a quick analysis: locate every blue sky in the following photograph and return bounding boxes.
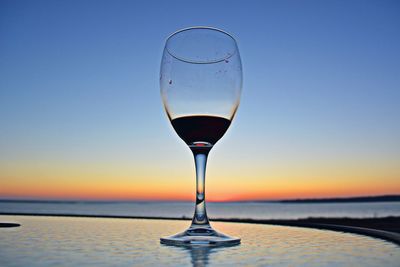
[0,0,399,200]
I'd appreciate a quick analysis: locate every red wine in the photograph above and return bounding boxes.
[171,115,231,146]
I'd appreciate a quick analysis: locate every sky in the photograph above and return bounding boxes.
[0,0,399,201]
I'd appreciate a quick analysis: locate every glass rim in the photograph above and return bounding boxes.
[165,26,238,64]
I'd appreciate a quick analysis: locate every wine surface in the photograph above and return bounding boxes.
[171,115,231,145]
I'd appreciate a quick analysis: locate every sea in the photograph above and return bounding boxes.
[1,201,399,220]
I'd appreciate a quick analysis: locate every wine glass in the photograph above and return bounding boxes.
[160,27,242,246]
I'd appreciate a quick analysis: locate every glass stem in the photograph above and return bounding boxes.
[191,148,211,226]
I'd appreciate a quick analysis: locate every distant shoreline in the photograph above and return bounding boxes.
[277,195,400,203]
[0,194,399,204]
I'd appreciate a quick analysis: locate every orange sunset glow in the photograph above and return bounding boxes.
[1,154,399,201]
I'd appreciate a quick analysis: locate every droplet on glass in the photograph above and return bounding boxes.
[169,80,172,84]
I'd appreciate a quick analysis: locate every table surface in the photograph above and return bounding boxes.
[0,215,399,267]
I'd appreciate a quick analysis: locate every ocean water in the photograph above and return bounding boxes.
[0,201,399,219]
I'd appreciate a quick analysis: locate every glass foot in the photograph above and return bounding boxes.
[160,225,240,246]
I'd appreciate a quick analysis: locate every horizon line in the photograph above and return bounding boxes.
[0,194,399,204]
